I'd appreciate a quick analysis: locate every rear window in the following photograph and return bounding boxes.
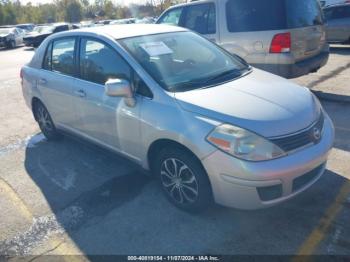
[226,0,323,33]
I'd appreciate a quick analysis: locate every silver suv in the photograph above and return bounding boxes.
[21,25,334,212]
[156,0,329,79]
[324,3,350,44]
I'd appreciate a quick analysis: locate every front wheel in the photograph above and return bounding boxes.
[8,40,15,49]
[34,101,62,140]
[155,147,213,212]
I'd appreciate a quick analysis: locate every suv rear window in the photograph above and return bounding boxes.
[226,0,323,33]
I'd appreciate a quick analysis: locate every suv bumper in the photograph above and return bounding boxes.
[252,50,329,79]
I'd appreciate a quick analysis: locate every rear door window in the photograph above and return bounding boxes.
[183,3,216,34]
[226,0,323,32]
[51,38,76,76]
[158,8,183,25]
[226,0,286,32]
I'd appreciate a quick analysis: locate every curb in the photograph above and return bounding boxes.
[312,90,350,104]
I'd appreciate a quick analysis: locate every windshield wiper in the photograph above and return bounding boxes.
[204,69,242,85]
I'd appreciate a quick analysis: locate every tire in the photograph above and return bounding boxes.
[33,101,62,141]
[8,40,15,49]
[155,147,213,212]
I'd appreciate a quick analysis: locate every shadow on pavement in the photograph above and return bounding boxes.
[18,131,350,256]
[308,62,350,89]
[322,102,350,153]
[23,47,35,51]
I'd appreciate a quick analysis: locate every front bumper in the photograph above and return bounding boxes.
[252,49,329,79]
[202,113,335,210]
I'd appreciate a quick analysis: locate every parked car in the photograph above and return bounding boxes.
[156,0,329,79]
[16,23,35,32]
[23,23,71,47]
[324,3,350,43]
[320,0,350,7]
[21,25,334,211]
[0,27,24,49]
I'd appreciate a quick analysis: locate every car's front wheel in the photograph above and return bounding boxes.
[8,40,15,49]
[33,101,62,140]
[155,147,213,212]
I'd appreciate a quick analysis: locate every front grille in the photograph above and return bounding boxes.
[292,164,324,192]
[271,112,324,152]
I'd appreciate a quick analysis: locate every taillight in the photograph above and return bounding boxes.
[270,33,291,53]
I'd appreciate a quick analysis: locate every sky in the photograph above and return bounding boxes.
[19,0,147,5]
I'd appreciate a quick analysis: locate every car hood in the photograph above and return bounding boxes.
[174,69,320,138]
[0,34,10,38]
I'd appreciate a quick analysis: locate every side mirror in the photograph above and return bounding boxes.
[105,78,136,107]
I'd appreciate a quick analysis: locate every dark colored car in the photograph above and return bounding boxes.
[324,3,350,44]
[23,23,71,47]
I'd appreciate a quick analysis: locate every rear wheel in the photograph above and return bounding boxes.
[155,147,212,212]
[33,101,62,140]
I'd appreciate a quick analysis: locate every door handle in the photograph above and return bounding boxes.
[38,78,47,85]
[75,89,86,98]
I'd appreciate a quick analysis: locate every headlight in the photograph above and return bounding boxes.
[206,124,286,161]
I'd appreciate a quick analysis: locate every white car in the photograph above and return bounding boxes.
[0,27,24,49]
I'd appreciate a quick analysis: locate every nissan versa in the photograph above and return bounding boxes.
[21,25,334,211]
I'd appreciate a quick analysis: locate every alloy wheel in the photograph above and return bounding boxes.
[36,105,54,133]
[160,158,199,204]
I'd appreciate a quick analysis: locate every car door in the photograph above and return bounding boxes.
[73,37,142,159]
[325,6,350,42]
[181,2,218,43]
[38,37,78,128]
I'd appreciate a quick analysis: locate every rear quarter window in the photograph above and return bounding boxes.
[226,0,323,33]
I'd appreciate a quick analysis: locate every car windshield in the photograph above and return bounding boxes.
[34,26,54,34]
[0,28,11,34]
[119,31,249,92]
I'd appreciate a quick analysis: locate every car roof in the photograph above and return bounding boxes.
[72,24,187,40]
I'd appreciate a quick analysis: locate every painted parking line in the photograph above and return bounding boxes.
[296,181,350,256]
[0,178,33,222]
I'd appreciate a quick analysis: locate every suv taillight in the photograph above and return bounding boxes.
[270,33,291,53]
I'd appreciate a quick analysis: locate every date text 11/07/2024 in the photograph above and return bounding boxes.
[127,256,220,261]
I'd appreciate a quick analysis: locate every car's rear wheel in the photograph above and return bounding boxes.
[33,101,62,140]
[155,147,212,212]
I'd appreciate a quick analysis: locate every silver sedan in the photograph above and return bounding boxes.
[21,24,334,211]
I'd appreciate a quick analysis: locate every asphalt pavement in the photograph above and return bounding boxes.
[0,45,349,259]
